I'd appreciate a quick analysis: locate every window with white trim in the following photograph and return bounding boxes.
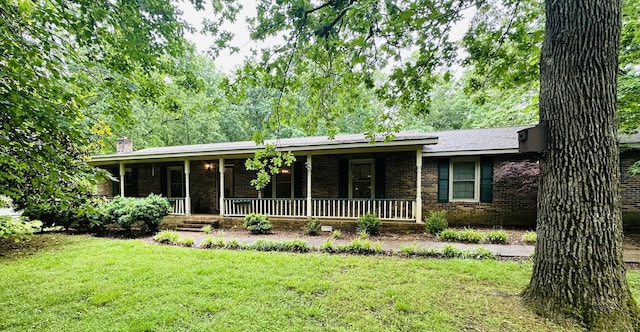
[449,159,480,201]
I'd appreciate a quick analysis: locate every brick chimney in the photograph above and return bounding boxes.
[116,137,133,154]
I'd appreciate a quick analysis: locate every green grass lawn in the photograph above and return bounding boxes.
[1,235,637,331]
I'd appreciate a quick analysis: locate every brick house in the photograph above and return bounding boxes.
[89,126,640,227]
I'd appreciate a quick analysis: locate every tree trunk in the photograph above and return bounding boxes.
[522,0,640,329]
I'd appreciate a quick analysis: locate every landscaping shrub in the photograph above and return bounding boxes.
[177,237,194,247]
[358,231,369,240]
[486,230,509,244]
[201,225,212,234]
[425,210,448,235]
[302,218,321,236]
[23,199,101,232]
[153,230,179,244]
[0,195,13,208]
[356,213,381,235]
[99,195,171,232]
[439,229,459,242]
[468,247,495,260]
[250,239,310,253]
[442,245,462,258]
[399,243,419,256]
[224,239,243,250]
[332,230,342,239]
[0,216,42,241]
[458,228,484,243]
[320,239,336,252]
[242,214,272,234]
[522,231,537,244]
[201,236,225,249]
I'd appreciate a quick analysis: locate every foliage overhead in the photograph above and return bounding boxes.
[0,0,192,207]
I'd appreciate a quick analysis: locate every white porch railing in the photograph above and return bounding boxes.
[222,198,416,221]
[225,198,307,217]
[312,198,415,220]
[167,198,186,215]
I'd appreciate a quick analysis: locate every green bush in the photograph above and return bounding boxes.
[320,239,336,252]
[177,237,194,247]
[425,210,448,235]
[442,244,462,258]
[224,239,243,250]
[99,195,171,232]
[486,230,508,244]
[201,225,212,234]
[439,229,459,242]
[250,239,310,253]
[0,195,13,209]
[153,230,179,244]
[23,199,102,232]
[356,213,381,236]
[522,231,537,244]
[468,247,495,260]
[399,243,419,256]
[302,218,321,236]
[201,236,225,249]
[242,214,272,234]
[0,216,42,241]
[332,229,342,239]
[458,228,484,243]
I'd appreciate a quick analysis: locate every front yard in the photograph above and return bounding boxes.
[1,234,638,331]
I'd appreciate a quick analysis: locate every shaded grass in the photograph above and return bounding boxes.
[0,234,592,331]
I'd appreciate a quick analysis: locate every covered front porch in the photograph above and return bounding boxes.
[91,133,437,223]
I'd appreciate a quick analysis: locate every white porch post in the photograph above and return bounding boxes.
[184,160,191,216]
[416,148,423,223]
[119,162,125,197]
[306,154,312,218]
[219,158,225,216]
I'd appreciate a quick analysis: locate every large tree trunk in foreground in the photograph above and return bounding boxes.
[522,0,640,329]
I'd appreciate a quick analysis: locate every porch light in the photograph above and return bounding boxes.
[280,168,291,174]
[204,162,217,170]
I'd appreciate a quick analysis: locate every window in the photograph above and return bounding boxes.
[438,158,493,203]
[350,159,374,198]
[272,166,293,198]
[167,166,184,198]
[450,160,480,201]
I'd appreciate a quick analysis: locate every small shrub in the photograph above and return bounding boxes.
[458,228,484,243]
[320,239,336,252]
[201,236,225,249]
[486,230,508,244]
[242,214,272,234]
[442,244,462,258]
[302,218,321,236]
[332,230,342,239]
[153,230,179,244]
[439,228,459,242]
[399,243,418,256]
[356,213,381,236]
[0,195,13,209]
[201,225,212,234]
[358,231,369,240]
[417,247,439,257]
[0,216,42,241]
[177,237,194,247]
[470,247,495,260]
[425,210,448,235]
[372,241,384,254]
[522,231,537,244]
[224,239,243,250]
[216,230,225,237]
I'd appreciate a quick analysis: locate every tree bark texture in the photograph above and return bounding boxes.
[522,0,640,329]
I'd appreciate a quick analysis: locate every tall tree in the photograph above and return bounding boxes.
[209,0,639,327]
[0,0,191,207]
[521,0,638,329]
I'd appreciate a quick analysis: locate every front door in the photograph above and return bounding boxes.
[167,166,184,198]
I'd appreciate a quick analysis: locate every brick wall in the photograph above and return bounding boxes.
[422,155,538,227]
[621,150,640,228]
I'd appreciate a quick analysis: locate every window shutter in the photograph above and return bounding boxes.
[437,160,449,203]
[375,158,386,199]
[294,158,304,198]
[480,158,493,203]
[160,166,167,197]
[338,159,349,198]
